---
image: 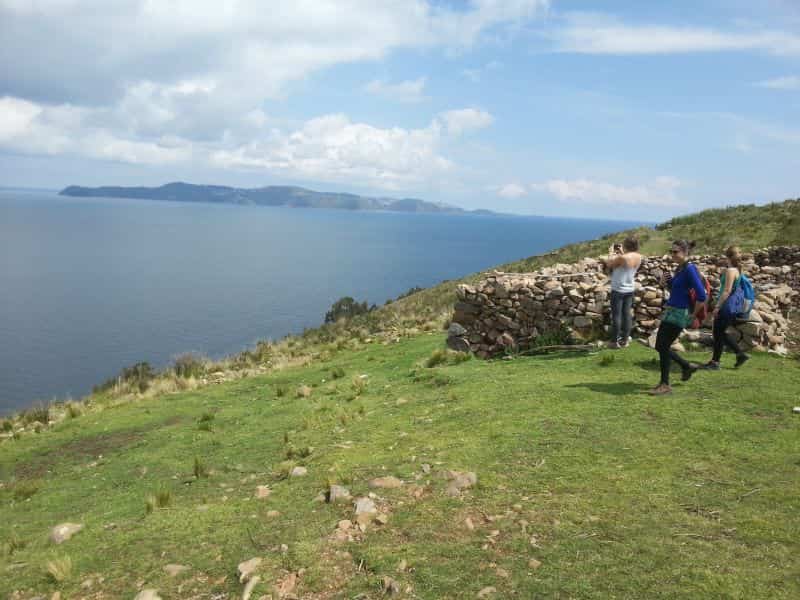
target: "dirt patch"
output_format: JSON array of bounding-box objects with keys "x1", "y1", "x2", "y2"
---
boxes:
[{"x1": 13, "y1": 427, "x2": 147, "y2": 480}]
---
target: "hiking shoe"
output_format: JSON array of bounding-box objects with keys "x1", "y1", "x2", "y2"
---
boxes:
[
  {"x1": 619, "y1": 339, "x2": 630, "y2": 348},
  {"x1": 702, "y1": 361, "x2": 720, "y2": 371},
  {"x1": 735, "y1": 354, "x2": 750, "y2": 369},
  {"x1": 607, "y1": 342, "x2": 621, "y2": 350},
  {"x1": 681, "y1": 364, "x2": 699, "y2": 382}
]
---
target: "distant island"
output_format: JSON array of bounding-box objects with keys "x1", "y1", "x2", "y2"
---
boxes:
[{"x1": 59, "y1": 182, "x2": 499, "y2": 216}]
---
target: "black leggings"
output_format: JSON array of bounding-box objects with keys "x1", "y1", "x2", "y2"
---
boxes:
[
  {"x1": 655, "y1": 321, "x2": 691, "y2": 385},
  {"x1": 712, "y1": 309, "x2": 743, "y2": 362}
]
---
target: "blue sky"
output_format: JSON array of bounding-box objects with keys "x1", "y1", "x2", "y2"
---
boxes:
[{"x1": 1, "y1": 0, "x2": 798, "y2": 220}]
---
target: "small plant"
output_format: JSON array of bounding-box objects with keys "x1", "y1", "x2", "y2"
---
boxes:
[
  {"x1": 599, "y1": 353, "x2": 616, "y2": 367},
  {"x1": 425, "y1": 349, "x2": 448, "y2": 368},
  {"x1": 146, "y1": 487, "x2": 172, "y2": 514},
  {"x1": 425, "y1": 349, "x2": 472, "y2": 368},
  {"x1": 1, "y1": 419, "x2": 13, "y2": 432},
  {"x1": 22, "y1": 403, "x2": 49, "y2": 425},
  {"x1": 173, "y1": 353, "x2": 205, "y2": 378},
  {"x1": 12, "y1": 480, "x2": 41, "y2": 501},
  {"x1": 66, "y1": 402, "x2": 82, "y2": 419},
  {"x1": 94, "y1": 361, "x2": 154, "y2": 394},
  {"x1": 351, "y1": 375, "x2": 368, "y2": 396},
  {"x1": 275, "y1": 385, "x2": 288, "y2": 398},
  {"x1": 46, "y1": 555, "x2": 73, "y2": 582},
  {"x1": 198, "y1": 420, "x2": 213, "y2": 432},
  {"x1": 194, "y1": 456, "x2": 209, "y2": 479},
  {"x1": 4, "y1": 533, "x2": 26, "y2": 556},
  {"x1": 331, "y1": 366, "x2": 346, "y2": 379},
  {"x1": 199, "y1": 411, "x2": 215, "y2": 423}
]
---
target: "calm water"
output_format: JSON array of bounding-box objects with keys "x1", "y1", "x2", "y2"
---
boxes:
[{"x1": 0, "y1": 190, "x2": 641, "y2": 414}]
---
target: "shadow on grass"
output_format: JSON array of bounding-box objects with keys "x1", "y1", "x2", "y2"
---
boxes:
[
  {"x1": 564, "y1": 382, "x2": 652, "y2": 396},
  {"x1": 634, "y1": 359, "x2": 660, "y2": 372}
]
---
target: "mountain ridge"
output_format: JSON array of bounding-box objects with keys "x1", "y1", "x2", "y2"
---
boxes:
[{"x1": 59, "y1": 181, "x2": 499, "y2": 215}]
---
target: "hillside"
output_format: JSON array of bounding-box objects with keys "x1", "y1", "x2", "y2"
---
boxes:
[
  {"x1": 2, "y1": 336, "x2": 798, "y2": 598},
  {"x1": 2, "y1": 198, "x2": 799, "y2": 598},
  {"x1": 59, "y1": 183, "x2": 496, "y2": 216}
]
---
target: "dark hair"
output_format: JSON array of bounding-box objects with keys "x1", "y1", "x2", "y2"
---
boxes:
[
  {"x1": 622, "y1": 236, "x2": 639, "y2": 252},
  {"x1": 725, "y1": 245, "x2": 742, "y2": 268},
  {"x1": 672, "y1": 239, "x2": 696, "y2": 254}
]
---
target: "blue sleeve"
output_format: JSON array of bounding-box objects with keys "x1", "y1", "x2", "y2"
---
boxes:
[{"x1": 688, "y1": 264, "x2": 707, "y2": 302}]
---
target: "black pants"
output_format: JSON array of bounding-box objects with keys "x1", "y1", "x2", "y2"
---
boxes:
[
  {"x1": 655, "y1": 321, "x2": 691, "y2": 385},
  {"x1": 712, "y1": 308, "x2": 743, "y2": 362},
  {"x1": 610, "y1": 291, "x2": 633, "y2": 344}
]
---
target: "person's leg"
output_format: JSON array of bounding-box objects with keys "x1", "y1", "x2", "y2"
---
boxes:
[
  {"x1": 655, "y1": 322, "x2": 682, "y2": 385},
  {"x1": 717, "y1": 310, "x2": 749, "y2": 367},
  {"x1": 711, "y1": 312, "x2": 726, "y2": 362},
  {"x1": 621, "y1": 293, "x2": 633, "y2": 345},
  {"x1": 609, "y1": 291, "x2": 622, "y2": 345}
]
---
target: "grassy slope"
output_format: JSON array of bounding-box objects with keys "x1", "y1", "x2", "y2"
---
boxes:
[{"x1": 2, "y1": 336, "x2": 799, "y2": 598}]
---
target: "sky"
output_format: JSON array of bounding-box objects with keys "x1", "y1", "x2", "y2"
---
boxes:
[{"x1": 1, "y1": 0, "x2": 799, "y2": 220}]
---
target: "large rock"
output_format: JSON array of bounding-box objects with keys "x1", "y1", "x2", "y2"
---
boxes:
[
  {"x1": 50, "y1": 523, "x2": 83, "y2": 544},
  {"x1": 369, "y1": 476, "x2": 403, "y2": 489}
]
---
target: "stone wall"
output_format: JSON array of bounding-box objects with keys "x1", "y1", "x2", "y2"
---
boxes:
[{"x1": 449, "y1": 246, "x2": 800, "y2": 358}]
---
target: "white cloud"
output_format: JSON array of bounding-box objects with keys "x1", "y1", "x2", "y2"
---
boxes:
[
  {"x1": 497, "y1": 183, "x2": 528, "y2": 198},
  {"x1": 551, "y1": 14, "x2": 800, "y2": 56},
  {"x1": 0, "y1": 0, "x2": 540, "y2": 184},
  {"x1": 438, "y1": 108, "x2": 494, "y2": 136},
  {"x1": 0, "y1": 94, "x2": 495, "y2": 189},
  {"x1": 461, "y1": 60, "x2": 503, "y2": 83},
  {"x1": 364, "y1": 78, "x2": 427, "y2": 103},
  {"x1": 531, "y1": 177, "x2": 686, "y2": 207},
  {"x1": 755, "y1": 75, "x2": 800, "y2": 90}
]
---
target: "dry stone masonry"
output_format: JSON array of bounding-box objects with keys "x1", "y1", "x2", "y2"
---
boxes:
[{"x1": 449, "y1": 246, "x2": 800, "y2": 358}]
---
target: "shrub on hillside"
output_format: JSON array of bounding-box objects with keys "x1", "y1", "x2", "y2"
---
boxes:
[
  {"x1": 324, "y1": 296, "x2": 375, "y2": 323},
  {"x1": 173, "y1": 353, "x2": 205, "y2": 378},
  {"x1": 94, "y1": 361, "x2": 155, "y2": 394}
]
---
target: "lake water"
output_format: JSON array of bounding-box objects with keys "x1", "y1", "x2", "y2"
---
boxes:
[{"x1": 0, "y1": 189, "x2": 641, "y2": 415}]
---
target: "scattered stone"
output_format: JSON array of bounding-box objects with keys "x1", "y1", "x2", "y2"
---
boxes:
[
  {"x1": 238, "y1": 557, "x2": 263, "y2": 583},
  {"x1": 528, "y1": 558, "x2": 542, "y2": 570},
  {"x1": 421, "y1": 463, "x2": 431, "y2": 474},
  {"x1": 267, "y1": 510, "x2": 281, "y2": 518},
  {"x1": 368, "y1": 476, "x2": 403, "y2": 489},
  {"x1": 290, "y1": 466, "x2": 308, "y2": 477},
  {"x1": 134, "y1": 591, "x2": 161, "y2": 600},
  {"x1": 374, "y1": 513, "x2": 390, "y2": 525},
  {"x1": 296, "y1": 385, "x2": 312, "y2": 398},
  {"x1": 793, "y1": 407, "x2": 800, "y2": 415},
  {"x1": 242, "y1": 575, "x2": 261, "y2": 600},
  {"x1": 255, "y1": 486, "x2": 271, "y2": 499},
  {"x1": 354, "y1": 497, "x2": 377, "y2": 516},
  {"x1": 395, "y1": 398, "x2": 408, "y2": 406},
  {"x1": 338, "y1": 519, "x2": 352, "y2": 531},
  {"x1": 477, "y1": 586, "x2": 497, "y2": 598},
  {"x1": 276, "y1": 572, "x2": 298, "y2": 598},
  {"x1": 465, "y1": 517, "x2": 475, "y2": 531},
  {"x1": 49, "y1": 522, "x2": 83, "y2": 544},
  {"x1": 328, "y1": 485, "x2": 351, "y2": 503},
  {"x1": 397, "y1": 559, "x2": 408, "y2": 573},
  {"x1": 496, "y1": 568, "x2": 510, "y2": 578},
  {"x1": 382, "y1": 576, "x2": 401, "y2": 596},
  {"x1": 164, "y1": 564, "x2": 190, "y2": 577},
  {"x1": 444, "y1": 470, "x2": 477, "y2": 496}
]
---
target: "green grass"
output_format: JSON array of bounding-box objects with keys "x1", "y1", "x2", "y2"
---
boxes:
[{"x1": 2, "y1": 333, "x2": 798, "y2": 598}]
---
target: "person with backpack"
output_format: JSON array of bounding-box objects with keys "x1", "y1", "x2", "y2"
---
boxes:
[
  {"x1": 650, "y1": 240, "x2": 707, "y2": 396},
  {"x1": 703, "y1": 246, "x2": 751, "y2": 370},
  {"x1": 606, "y1": 236, "x2": 642, "y2": 349}
]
